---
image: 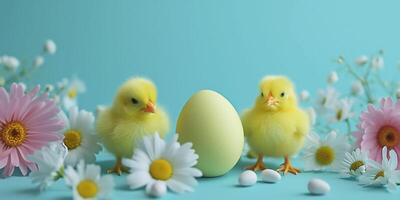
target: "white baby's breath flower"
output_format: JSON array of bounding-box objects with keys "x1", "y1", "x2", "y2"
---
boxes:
[
  {"x1": 302, "y1": 131, "x2": 351, "y2": 172},
  {"x1": 62, "y1": 107, "x2": 102, "y2": 166},
  {"x1": 300, "y1": 90, "x2": 310, "y2": 102},
  {"x1": 327, "y1": 71, "x2": 339, "y2": 84},
  {"x1": 44, "y1": 39, "x2": 57, "y2": 54},
  {"x1": 339, "y1": 148, "x2": 368, "y2": 178},
  {"x1": 371, "y1": 55, "x2": 384, "y2": 70},
  {"x1": 123, "y1": 133, "x2": 202, "y2": 195},
  {"x1": 65, "y1": 160, "x2": 115, "y2": 200},
  {"x1": 45, "y1": 84, "x2": 54, "y2": 92},
  {"x1": 1, "y1": 55, "x2": 20, "y2": 71},
  {"x1": 351, "y1": 81, "x2": 364, "y2": 96},
  {"x1": 315, "y1": 87, "x2": 339, "y2": 114},
  {"x1": 355, "y1": 55, "x2": 368, "y2": 66},
  {"x1": 336, "y1": 56, "x2": 344, "y2": 64},
  {"x1": 359, "y1": 147, "x2": 400, "y2": 192},
  {"x1": 331, "y1": 98, "x2": 354, "y2": 123},
  {"x1": 29, "y1": 142, "x2": 68, "y2": 190},
  {"x1": 33, "y1": 56, "x2": 44, "y2": 68}
]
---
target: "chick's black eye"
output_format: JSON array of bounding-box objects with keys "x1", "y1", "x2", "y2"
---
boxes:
[
  {"x1": 131, "y1": 98, "x2": 138, "y2": 104},
  {"x1": 280, "y1": 92, "x2": 285, "y2": 97},
  {"x1": 261, "y1": 92, "x2": 264, "y2": 97}
]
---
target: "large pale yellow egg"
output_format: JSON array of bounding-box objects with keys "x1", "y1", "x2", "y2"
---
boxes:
[{"x1": 176, "y1": 90, "x2": 244, "y2": 177}]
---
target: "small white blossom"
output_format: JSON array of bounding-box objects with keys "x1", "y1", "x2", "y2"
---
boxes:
[
  {"x1": 300, "y1": 90, "x2": 310, "y2": 102},
  {"x1": 327, "y1": 71, "x2": 339, "y2": 84},
  {"x1": 45, "y1": 84, "x2": 54, "y2": 92},
  {"x1": 43, "y1": 40, "x2": 57, "y2": 54},
  {"x1": 355, "y1": 55, "x2": 368, "y2": 66},
  {"x1": 351, "y1": 81, "x2": 364, "y2": 96},
  {"x1": 33, "y1": 56, "x2": 44, "y2": 68},
  {"x1": 1, "y1": 55, "x2": 20, "y2": 71},
  {"x1": 371, "y1": 55, "x2": 384, "y2": 70}
]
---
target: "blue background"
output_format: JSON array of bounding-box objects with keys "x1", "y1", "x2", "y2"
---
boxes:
[{"x1": 1, "y1": 0, "x2": 400, "y2": 199}]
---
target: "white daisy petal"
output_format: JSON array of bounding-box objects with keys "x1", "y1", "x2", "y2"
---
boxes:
[{"x1": 126, "y1": 171, "x2": 152, "y2": 189}]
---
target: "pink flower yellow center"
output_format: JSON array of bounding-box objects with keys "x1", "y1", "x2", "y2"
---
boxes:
[
  {"x1": 377, "y1": 126, "x2": 400, "y2": 148},
  {"x1": 77, "y1": 179, "x2": 98, "y2": 198},
  {"x1": 315, "y1": 146, "x2": 335, "y2": 166},
  {"x1": 1, "y1": 122, "x2": 26, "y2": 147},
  {"x1": 149, "y1": 159, "x2": 173, "y2": 180},
  {"x1": 63, "y1": 129, "x2": 81, "y2": 150}
]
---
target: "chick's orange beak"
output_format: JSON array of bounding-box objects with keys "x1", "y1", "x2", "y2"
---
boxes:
[
  {"x1": 144, "y1": 101, "x2": 155, "y2": 113},
  {"x1": 265, "y1": 92, "x2": 276, "y2": 106}
]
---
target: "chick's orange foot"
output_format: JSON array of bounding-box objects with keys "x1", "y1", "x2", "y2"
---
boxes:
[
  {"x1": 277, "y1": 156, "x2": 300, "y2": 175},
  {"x1": 107, "y1": 158, "x2": 129, "y2": 175},
  {"x1": 246, "y1": 154, "x2": 266, "y2": 171}
]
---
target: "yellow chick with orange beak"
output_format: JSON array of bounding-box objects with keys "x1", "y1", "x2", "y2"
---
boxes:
[
  {"x1": 241, "y1": 75, "x2": 310, "y2": 175},
  {"x1": 96, "y1": 77, "x2": 169, "y2": 174}
]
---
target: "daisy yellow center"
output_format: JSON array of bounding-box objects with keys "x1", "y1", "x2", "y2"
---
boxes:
[
  {"x1": 374, "y1": 170, "x2": 385, "y2": 180},
  {"x1": 377, "y1": 126, "x2": 400, "y2": 148},
  {"x1": 68, "y1": 87, "x2": 78, "y2": 99},
  {"x1": 149, "y1": 159, "x2": 173, "y2": 180},
  {"x1": 336, "y1": 109, "x2": 343, "y2": 120},
  {"x1": 1, "y1": 122, "x2": 26, "y2": 147},
  {"x1": 63, "y1": 129, "x2": 81, "y2": 150},
  {"x1": 350, "y1": 160, "x2": 364, "y2": 171},
  {"x1": 77, "y1": 179, "x2": 98, "y2": 198},
  {"x1": 315, "y1": 146, "x2": 335, "y2": 166}
]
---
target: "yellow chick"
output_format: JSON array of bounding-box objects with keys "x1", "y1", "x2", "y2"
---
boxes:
[
  {"x1": 241, "y1": 75, "x2": 310, "y2": 175},
  {"x1": 96, "y1": 77, "x2": 169, "y2": 174}
]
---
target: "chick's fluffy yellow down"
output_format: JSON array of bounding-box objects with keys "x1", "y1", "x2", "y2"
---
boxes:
[
  {"x1": 96, "y1": 107, "x2": 169, "y2": 158},
  {"x1": 242, "y1": 107, "x2": 309, "y2": 157}
]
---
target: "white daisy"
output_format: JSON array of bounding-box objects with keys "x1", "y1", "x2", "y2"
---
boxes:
[
  {"x1": 123, "y1": 133, "x2": 202, "y2": 196},
  {"x1": 305, "y1": 107, "x2": 317, "y2": 126},
  {"x1": 62, "y1": 77, "x2": 86, "y2": 110},
  {"x1": 330, "y1": 98, "x2": 354, "y2": 123},
  {"x1": 315, "y1": 87, "x2": 339, "y2": 114},
  {"x1": 359, "y1": 147, "x2": 400, "y2": 192},
  {"x1": 62, "y1": 107, "x2": 102, "y2": 166},
  {"x1": 1, "y1": 55, "x2": 20, "y2": 71},
  {"x1": 355, "y1": 55, "x2": 368, "y2": 66},
  {"x1": 44, "y1": 39, "x2": 57, "y2": 54},
  {"x1": 302, "y1": 131, "x2": 351, "y2": 172},
  {"x1": 339, "y1": 148, "x2": 368, "y2": 178},
  {"x1": 29, "y1": 142, "x2": 68, "y2": 190},
  {"x1": 327, "y1": 71, "x2": 339, "y2": 84},
  {"x1": 65, "y1": 160, "x2": 114, "y2": 200}
]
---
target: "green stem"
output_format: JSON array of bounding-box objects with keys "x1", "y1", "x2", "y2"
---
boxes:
[{"x1": 53, "y1": 166, "x2": 64, "y2": 181}]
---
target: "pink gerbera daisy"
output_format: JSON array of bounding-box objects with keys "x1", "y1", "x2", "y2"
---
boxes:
[
  {"x1": 354, "y1": 98, "x2": 400, "y2": 169},
  {"x1": 0, "y1": 83, "x2": 64, "y2": 177}
]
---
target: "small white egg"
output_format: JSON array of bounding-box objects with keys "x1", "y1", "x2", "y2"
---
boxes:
[
  {"x1": 261, "y1": 169, "x2": 281, "y2": 183},
  {"x1": 238, "y1": 170, "x2": 257, "y2": 186},
  {"x1": 308, "y1": 178, "x2": 330, "y2": 195},
  {"x1": 146, "y1": 181, "x2": 167, "y2": 198}
]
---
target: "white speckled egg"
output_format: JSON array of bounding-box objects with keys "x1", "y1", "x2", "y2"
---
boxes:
[
  {"x1": 176, "y1": 90, "x2": 244, "y2": 177},
  {"x1": 308, "y1": 178, "x2": 330, "y2": 195},
  {"x1": 261, "y1": 169, "x2": 281, "y2": 183},
  {"x1": 238, "y1": 170, "x2": 257, "y2": 186}
]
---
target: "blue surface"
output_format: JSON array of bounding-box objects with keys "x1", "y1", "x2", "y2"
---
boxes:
[{"x1": 1, "y1": 0, "x2": 400, "y2": 199}]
